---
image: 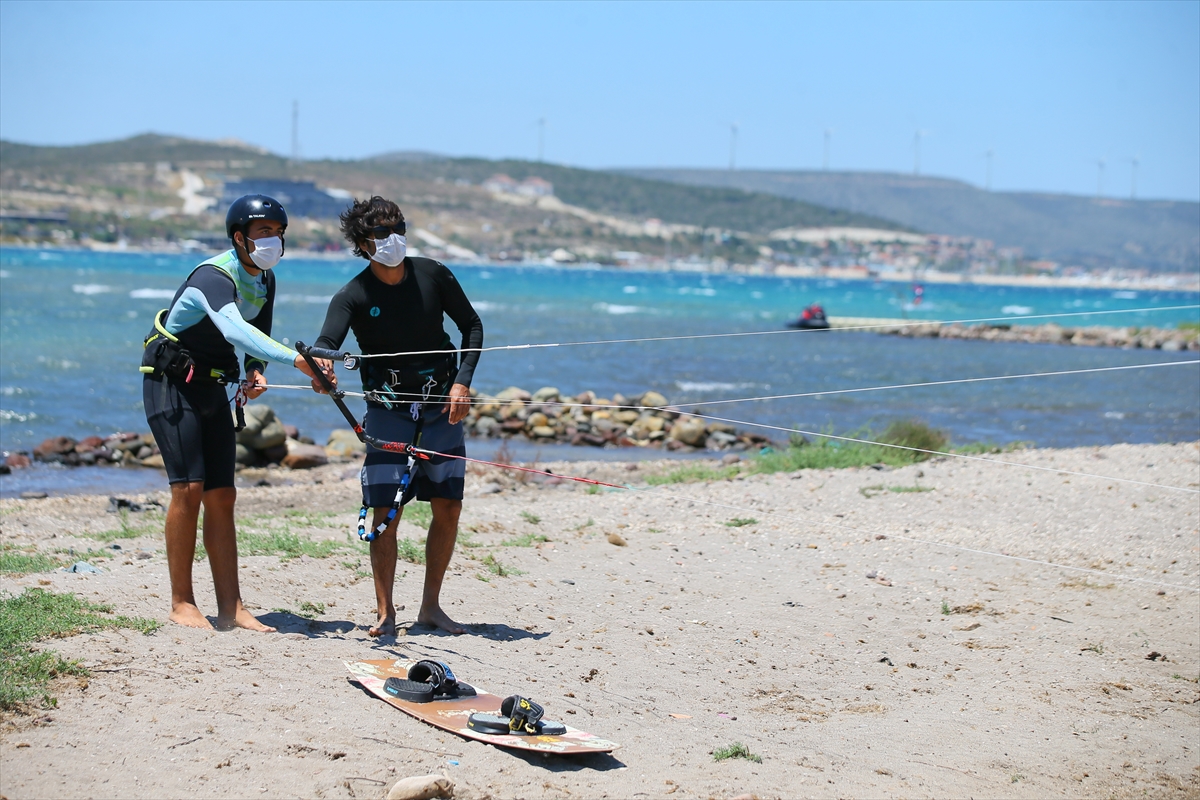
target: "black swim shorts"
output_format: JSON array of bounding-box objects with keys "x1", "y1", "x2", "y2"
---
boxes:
[
  {"x1": 360, "y1": 403, "x2": 465, "y2": 507},
  {"x1": 142, "y1": 374, "x2": 235, "y2": 490}
]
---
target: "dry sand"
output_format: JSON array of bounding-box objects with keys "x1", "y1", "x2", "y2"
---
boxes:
[{"x1": 1, "y1": 442, "x2": 1197, "y2": 799}]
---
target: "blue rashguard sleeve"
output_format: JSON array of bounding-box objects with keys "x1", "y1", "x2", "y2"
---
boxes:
[{"x1": 167, "y1": 286, "x2": 298, "y2": 368}]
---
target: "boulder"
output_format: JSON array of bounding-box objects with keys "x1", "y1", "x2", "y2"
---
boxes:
[
  {"x1": 474, "y1": 416, "x2": 500, "y2": 437},
  {"x1": 75, "y1": 436, "x2": 106, "y2": 453},
  {"x1": 611, "y1": 392, "x2": 628, "y2": 407},
  {"x1": 500, "y1": 399, "x2": 526, "y2": 420},
  {"x1": 706, "y1": 421, "x2": 737, "y2": 434},
  {"x1": 282, "y1": 442, "x2": 328, "y2": 469},
  {"x1": 234, "y1": 444, "x2": 258, "y2": 466},
  {"x1": 5, "y1": 453, "x2": 32, "y2": 469},
  {"x1": 706, "y1": 431, "x2": 738, "y2": 449},
  {"x1": 34, "y1": 436, "x2": 76, "y2": 460},
  {"x1": 140, "y1": 454, "x2": 166, "y2": 469},
  {"x1": 326, "y1": 429, "x2": 367, "y2": 457},
  {"x1": 385, "y1": 775, "x2": 454, "y2": 800},
  {"x1": 640, "y1": 391, "x2": 668, "y2": 408},
  {"x1": 531, "y1": 386, "x2": 560, "y2": 403},
  {"x1": 530, "y1": 425, "x2": 557, "y2": 439},
  {"x1": 283, "y1": 424, "x2": 300, "y2": 440},
  {"x1": 261, "y1": 443, "x2": 289, "y2": 463},
  {"x1": 670, "y1": 418, "x2": 708, "y2": 447},
  {"x1": 495, "y1": 386, "x2": 532, "y2": 403},
  {"x1": 526, "y1": 412, "x2": 550, "y2": 429},
  {"x1": 237, "y1": 405, "x2": 287, "y2": 449},
  {"x1": 614, "y1": 410, "x2": 640, "y2": 425}
]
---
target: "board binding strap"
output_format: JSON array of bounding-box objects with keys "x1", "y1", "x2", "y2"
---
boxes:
[{"x1": 345, "y1": 659, "x2": 619, "y2": 754}]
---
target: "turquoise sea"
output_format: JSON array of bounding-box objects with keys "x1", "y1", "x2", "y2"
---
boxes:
[{"x1": 1, "y1": 247, "x2": 1197, "y2": 494}]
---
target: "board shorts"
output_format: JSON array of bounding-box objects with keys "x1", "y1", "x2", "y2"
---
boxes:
[
  {"x1": 142, "y1": 373, "x2": 235, "y2": 491},
  {"x1": 361, "y1": 403, "x2": 466, "y2": 508}
]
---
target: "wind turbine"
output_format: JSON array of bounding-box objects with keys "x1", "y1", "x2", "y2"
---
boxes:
[
  {"x1": 823, "y1": 128, "x2": 834, "y2": 171},
  {"x1": 913, "y1": 129, "x2": 930, "y2": 175},
  {"x1": 1127, "y1": 155, "x2": 1140, "y2": 199},
  {"x1": 729, "y1": 122, "x2": 739, "y2": 171}
]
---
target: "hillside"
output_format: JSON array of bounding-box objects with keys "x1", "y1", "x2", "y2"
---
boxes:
[
  {"x1": 0, "y1": 135, "x2": 900, "y2": 235},
  {"x1": 619, "y1": 168, "x2": 1200, "y2": 273}
]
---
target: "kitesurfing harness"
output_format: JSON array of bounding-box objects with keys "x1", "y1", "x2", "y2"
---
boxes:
[{"x1": 142, "y1": 309, "x2": 249, "y2": 430}]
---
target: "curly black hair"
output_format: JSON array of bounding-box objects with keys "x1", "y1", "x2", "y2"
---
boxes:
[{"x1": 339, "y1": 196, "x2": 406, "y2": 259}]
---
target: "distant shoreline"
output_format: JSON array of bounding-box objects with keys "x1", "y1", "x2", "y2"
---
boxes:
[{"x1": 2, "y1": 242, "x2": 1196, "y2": 293}]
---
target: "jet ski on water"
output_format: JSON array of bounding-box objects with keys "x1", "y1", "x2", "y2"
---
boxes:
[{"x1": 787, "y1": 303, "x2": 830, "y2": 330}]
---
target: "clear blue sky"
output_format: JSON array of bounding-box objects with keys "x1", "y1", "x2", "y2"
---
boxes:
[{"x1": 2, "y1": 0, "x2": 1197, "y2": 201}]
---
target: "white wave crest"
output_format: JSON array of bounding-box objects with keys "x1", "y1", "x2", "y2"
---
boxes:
[
  {"x1": 72, "y1": 284, "x2": 113, "y2": 295},
  {"x1": 0, "y1": 270, "x2": 11, "y2": 279},
  {"x1": 129, "y1": 288, "x2": 176, "y2": 299},
  {"x1": 675, "y1": 381, "x2": 756, "y2": 392},
  {"x1": 1112, "y1": 291, "x2": 1138, "y2": 299},
  {"x1": 0, "y1": 409, "x2": 37, "y2": 422},
  {"x1": 1001, "y1": 305, "x2": 1034, "y2": 315},
  {"x1": 623, "y1": 286, "x2": 638, "y2": 294},
  {"x1": 471, "y1": 301, "x2": 503, "y2": 312},
  {"x1": 677, "y1": 287, "x2": 717, "y2": 296},
  {"x1": 593, "y1": 302, "x2": 642, "y2": 315}
]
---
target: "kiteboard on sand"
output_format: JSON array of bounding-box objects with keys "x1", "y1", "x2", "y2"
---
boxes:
[{"x1": 345, "y1": 659, "x2": 619, "y2": 754}]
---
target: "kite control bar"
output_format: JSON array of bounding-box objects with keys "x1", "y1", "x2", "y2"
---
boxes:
[{"x1": 295, "y1": 341, "x2": 427, "y2": 459}]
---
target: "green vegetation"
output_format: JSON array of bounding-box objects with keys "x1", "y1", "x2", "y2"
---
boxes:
[
  {"x1": 0, "y1": 589, "x2": 157, "y2": 709},
  {"x1": 646, "y1": 463, "x2": 739, "y2": 485},
  {"x1": 859, "y1": 484, "x2": 934, "y2": 498},
  {"x1": 1178, "y1": 320, "x2": 1200, "y2": 334},
  {"x1": 397, "y1": 538, "x2": 426, "y2": 565},
  {"x1": 0, "y1": 546, "x2": 62, "y2": 575},
  {"x1": 725, "y1": 518, "x2": 758, "y2": 528},
  {"x1": 519, "y1": 511, "x2": 542, "y2": 525},
  {"x1": 89, "y1": 508, "x2": 163, "y2": 542},
  {"x1": 298, "y1": 601, "x2": 325, "y2": 618},
  {"x1": 501, "y1": 532, "x2": 550, "y2": 547},
  {"x1": 712, "y1": 742, "x2": 762, "y2": 763},
  {"x1": 195, "y1": 528, "x2": 349, "y2": 562},
  {"x1": 479, "y1": 553, "x2": 521, "y2": 578},
  {"x1": 941, "y1": 600, "x2": 951, "y2": 616},
  {"x1": 401, "y1": 501, "x2": 433, "y2": 531}
]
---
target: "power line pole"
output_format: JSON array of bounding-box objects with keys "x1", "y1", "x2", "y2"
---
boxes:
[
  {"x1": 729, "y1": 122, "x2": 739, "y2": 171},
  {"x1": 913, "y1": 130, "x2": 928, "y2": 175},
  {"x1": 1096, "y1": 157, "x2": 1106, "y2": 197},
  {"x1": 823, "y1": 128, "x2": 832, "y2": 171},
  {"x1": 1129, "y1": 155, "x2": 1139, "y2": 199}
]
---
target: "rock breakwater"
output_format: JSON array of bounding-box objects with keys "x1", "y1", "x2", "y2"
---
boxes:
[
  {"x1": 462, "y1": 386, "x2": 771, "y2": 452},
  {"x1": 878, "y1": 322, "x2": 1199, "y2": 350}
]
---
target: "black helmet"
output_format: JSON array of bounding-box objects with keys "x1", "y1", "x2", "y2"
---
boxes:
[{"x1": 225, "y1": 195, "x2": 288, "y2": 239}]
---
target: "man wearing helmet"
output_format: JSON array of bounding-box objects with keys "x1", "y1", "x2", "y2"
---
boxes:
[{"x1": 141, "y1": 195, "x2": 328, "y2": 631}]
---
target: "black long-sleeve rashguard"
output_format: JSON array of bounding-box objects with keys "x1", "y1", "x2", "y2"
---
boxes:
[{"x1": 314, "y1": 257, "x2": 483, "y2": 391}]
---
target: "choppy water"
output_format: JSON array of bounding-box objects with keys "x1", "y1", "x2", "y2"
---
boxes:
[{"x1": 1, "y1": 247, "x2": 1197, "y2": 494}]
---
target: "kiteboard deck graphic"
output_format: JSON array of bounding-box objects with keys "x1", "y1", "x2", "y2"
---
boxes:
[{"x1": 345, "y1": 659, "x2": 619, "y2": 754}]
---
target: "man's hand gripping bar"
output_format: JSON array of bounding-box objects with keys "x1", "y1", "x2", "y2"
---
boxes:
[{"x1": 295, "y1": 342, "x2": 427, "y2": 460}]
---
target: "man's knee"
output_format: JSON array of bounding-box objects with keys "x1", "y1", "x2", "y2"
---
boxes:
[
  {"x1": 202, "y1": 486, "x2": 237, "y2": 513},
  {"x1": 430, "y1": 498, "x2": 462, "y2": 524},
  {"x1": 171, "y1": 481, "x2": 205, "y2": 511}
]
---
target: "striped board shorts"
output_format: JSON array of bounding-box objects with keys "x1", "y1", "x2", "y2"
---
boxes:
[{"x1": 361, "y1": 403, "x2": 466, "y2": 508}]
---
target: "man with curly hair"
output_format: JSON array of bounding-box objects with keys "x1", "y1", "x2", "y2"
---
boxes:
[{"x1": 315, "y1": 196, "x2": 483, "y2": 635}]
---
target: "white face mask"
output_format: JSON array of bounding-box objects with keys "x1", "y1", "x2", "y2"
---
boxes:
[
  {"x1": 371, "y1": 234, "x2": 406, "y2": 268},
  {"x1": 246, "y1": 235, "x2": 283, "y2": 270}
]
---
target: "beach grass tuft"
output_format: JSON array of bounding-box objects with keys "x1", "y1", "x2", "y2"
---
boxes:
[
  {"x1": 647, "y1": 463, "x2": 740, "y2": 485},
  {"x1": 480, "y1": 552, "x2": 522, "y2": 577},
  {"x1": 401, "y1": 501, "x2": 433, "y2": 531},
  {"x1": 397, "y1": 538, "x2": 426, "y2": 565},
  {"x1": 0, "y1": 588, "x2": 158, "y2": 710},
  {"x1": 501, "y1": 532, "x2": 550, "y2": 547},
  {"x1": 298, "y1": 601, "x2": 325, "y2": 618},
  {"x1": 195, "y1": 528, "x2": 349, "y2": 562},
  {"x1": 0, "y1": 545, "x2": 62, "y2": 575},
  {"x1": 712, "y1": 742, "x2": 762, "y2": 763},
  {"x1": 519, "y1": 511, "x2": 542, "y2": 525},
  {"x1": 725, "y1": 518, "x2": 758, "y2": 527}
]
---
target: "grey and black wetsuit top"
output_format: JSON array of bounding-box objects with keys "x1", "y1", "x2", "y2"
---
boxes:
[
  {"x1": 314, "y1": 257, "x2": 483, "y2": 399},
  {"x1": 159, "y1": 249, "x2": 298, "y2": 380}
]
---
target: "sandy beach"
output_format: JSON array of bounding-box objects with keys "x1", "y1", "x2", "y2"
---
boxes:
[{"x1": 1, "y1": 442, "x2": 1197, "y2": 799}]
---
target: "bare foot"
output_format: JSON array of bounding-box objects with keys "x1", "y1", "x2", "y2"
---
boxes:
[
  {"x1": 369, "y1": 615, "x2": 397, "y2": 637},
  {"x1": 169, "y1": 602, "x2": 214, "y2": 630},
  {"x1": 416, "y1": 605, "x2": 465, "y2": 635},
  {"x1": 215, "y1": 605, "x2": 276, "y2": 633}
]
